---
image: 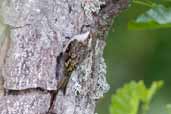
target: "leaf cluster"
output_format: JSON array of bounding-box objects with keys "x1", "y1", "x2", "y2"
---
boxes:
[
  {"x1": 128, "y1": 0, "x2": 171, "y2": 30},
  {"x1": 109, "y1": 81, "x2": 163, "y2": 114}
]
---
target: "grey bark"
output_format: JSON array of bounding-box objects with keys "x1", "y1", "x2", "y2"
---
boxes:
[{"x1": 0, "y1": 0, "x2": 128, "y2": 114}]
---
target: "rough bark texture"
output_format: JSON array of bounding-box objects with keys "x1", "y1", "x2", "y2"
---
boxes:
[{"x1": 0, "y1": 0, "x2": 128, "y2": 114}]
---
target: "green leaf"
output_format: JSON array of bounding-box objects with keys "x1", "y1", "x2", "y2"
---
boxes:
[
  {"x1": 109, "y1": 81, "x2": 163, "y2": 114},
  {"x1": 166, "y1": 104, "x2": 171, "y2": 114},
  {"x1": 128, "y1": 5, "x2": 171, "y2": 30},
  {"x1": 141, "y1": 81, "x2": 163, "y2": 114}
]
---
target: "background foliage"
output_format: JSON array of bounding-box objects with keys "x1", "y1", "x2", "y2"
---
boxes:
[
  {"x1": 97, "y1": 0, "x2": 171, "y2": 114},
  {"x1": 110, "y1": 81, "x2": 163, "y2": 114}
]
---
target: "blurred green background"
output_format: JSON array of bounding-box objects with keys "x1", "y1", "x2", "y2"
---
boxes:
[{"x1": 96, "y1": 3, "x2": 171, "y2": 114}]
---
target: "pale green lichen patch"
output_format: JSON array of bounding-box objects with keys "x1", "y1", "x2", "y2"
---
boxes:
[
  {"x1": 0, "y1": 0, "x2": 10, "y2": 48},
  {"x1": 0, "y1": 21, "x2": 6, "y2": 46},
  {"x1": 68, "y1": 39, "x2": 109, "y2": 99},
  {"x1": 0, "y1": 11, "x2": 8, "y2": 47},
  {"x1": 82, "y1": 0, "x2": 105, "y2": 19}
]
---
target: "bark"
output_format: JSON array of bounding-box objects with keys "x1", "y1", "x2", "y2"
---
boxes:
[{"x1": 0, "y1": 0, "x2": 128, "y2": 114}]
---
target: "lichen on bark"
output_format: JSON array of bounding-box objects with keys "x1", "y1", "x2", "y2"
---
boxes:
[{"x1": 0, "y1": 0, "x2": 128, "y2": 114}]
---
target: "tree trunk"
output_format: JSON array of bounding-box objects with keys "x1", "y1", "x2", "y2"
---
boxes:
[{"x1": 0, "y1": 0, "x2": 128, "y2": 114}]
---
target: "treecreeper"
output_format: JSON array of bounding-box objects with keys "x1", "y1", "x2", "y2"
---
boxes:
[{"x1": 0, "y1": 0, "x2": 128, "y2": 114}]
